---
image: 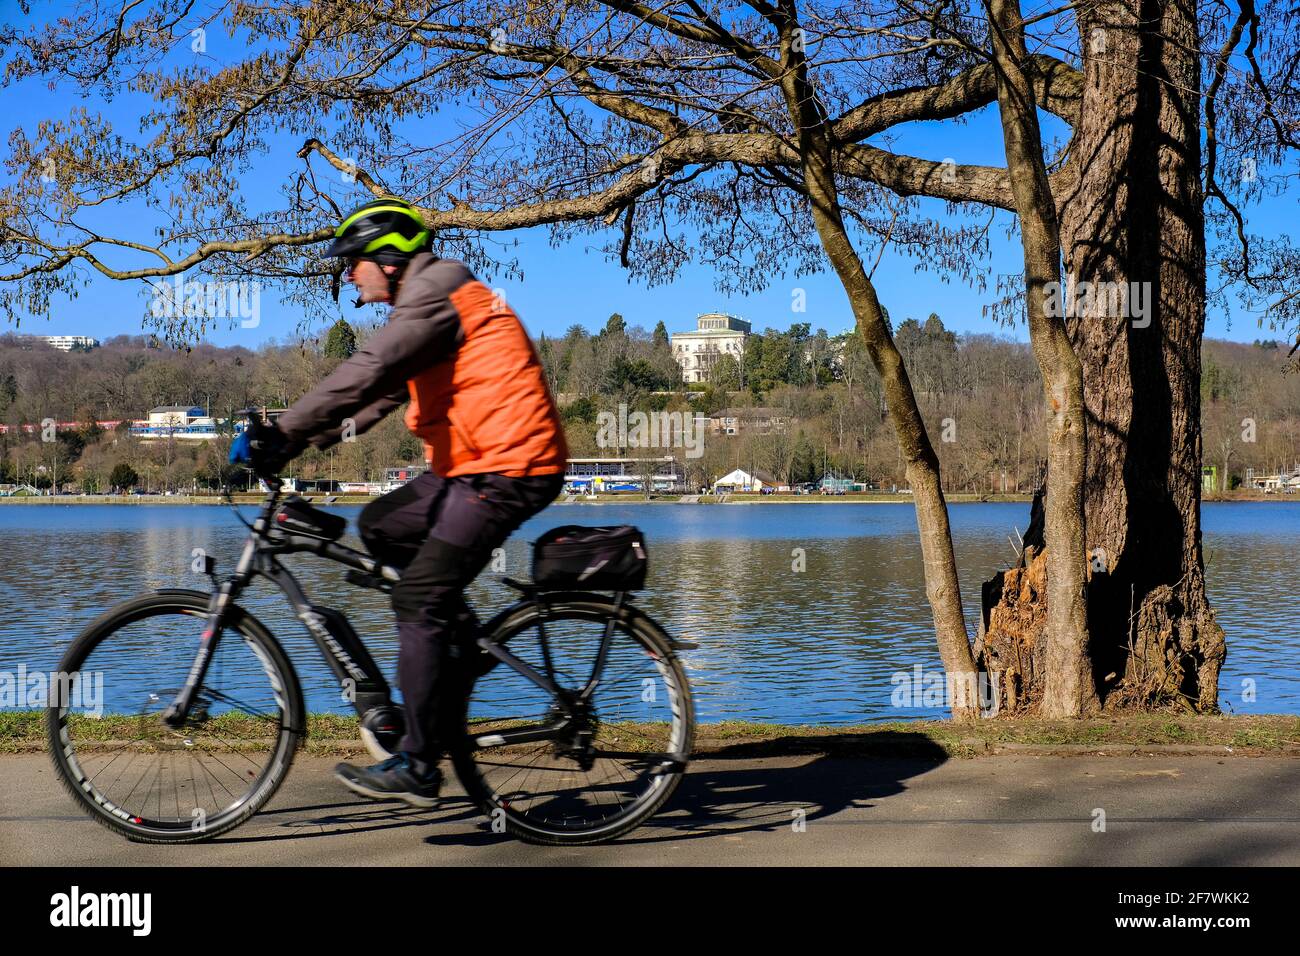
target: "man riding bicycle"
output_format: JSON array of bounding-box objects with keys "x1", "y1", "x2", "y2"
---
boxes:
[{"x1": 234, "y1": 197, "x2": 567, "y2": 807}]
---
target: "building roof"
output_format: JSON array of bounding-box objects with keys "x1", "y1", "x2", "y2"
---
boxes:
[
  {"x1": 150, "y1": 405, "x2": 203, "y2": 414},
  {"x1": 566, "y1": 456, "x2": 677, "y2": 463},
  {"x1": 714, "y1": 468, "x2": 780, "y2": 485},
  {"x1": 671, "y1": 311, "x2": 753, "y2": 337}
]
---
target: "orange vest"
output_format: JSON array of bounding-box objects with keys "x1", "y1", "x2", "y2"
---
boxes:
[{"x1": 404, "y1": 280, "x2": 568, "y2": 477}]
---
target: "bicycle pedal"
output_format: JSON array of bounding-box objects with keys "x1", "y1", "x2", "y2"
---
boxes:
[{"x1": 345, "y1": 569, "x2": 392, "y2": 593}]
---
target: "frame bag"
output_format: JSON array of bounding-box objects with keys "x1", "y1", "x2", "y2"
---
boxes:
[{"x1": 272, "y1": 496, "x2": 348, "y2": 541}]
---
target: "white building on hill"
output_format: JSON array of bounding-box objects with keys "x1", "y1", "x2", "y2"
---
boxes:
[
  {"x1": 670, "y1": 312, "x2": 751, "y2": 384},
  {"x1": 32, "y1": 335, "x2": 98, "y2": 351},
  {"x1": 131, "y1": 405, "x2": 221, "y2": 441}
]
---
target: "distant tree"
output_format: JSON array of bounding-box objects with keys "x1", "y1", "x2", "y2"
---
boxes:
[
  {"x1": 894, "y1": 318, "x2": 925, "y2": 366},
  {"x1": 695, "y1": 385, "x2": 729, "y2": 417},
  {"x1": 790, "y1": 433, "x2": 821, "y2": 485},
  {"x1": 1201, "y1": 357, "x2": 1241, "y2": 405},
  {"x1": 742, "y1": 335, "x2": 767, "y2": 395},
  {"x1": 561, "y1": 397, "x2": 598, "y2": 424},
  {"x1": 602, "y1": 314, "x2": 626, "y2": 338},
  {"x1": 537, "y1": 334, "x2": 560, "y2": 394},
  {"x1": 652, "y1": 321, "x2": 669, "y2": 350},
  {"x1": 75, "y1": 443, "x2": 109, "y2": 493},
  {"x1": 323, "y1": 319, "x2": 358, "y2": 360},
  {"x1": 893, "y1": 315, "x2": 956, "y2": 396},
  {"x1": 109, "y1": 462, "x2": 138, "y2": 491},
  {"x1": 744, "y1": 331, "x2": 803, "y2": 393},
  {"x1": 564, "y1": 335, "x2": 602, "y2": 397},
  {"x1": 709, "y1": 355, "x2": 741, "y2": 391},
  {"x1": 804, "y1": 329, "x2": 839, "y2": 387},
  {"x1": 397, "y1": 431, "x2": 423, "y2": 463},
  {"x1": 77, "y1": 420, "x2": 104, "y2": 444},
  {"x1": 605, "y1": 356, "x2": 668, "y2": 393},
  {"x1": 57, "y1": 430, "x2": 86, "y2": 461}
]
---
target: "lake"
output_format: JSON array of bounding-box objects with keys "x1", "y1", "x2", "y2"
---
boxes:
[{"x1": 0, "y1": 501, "x2": 1296, "y2": 723}]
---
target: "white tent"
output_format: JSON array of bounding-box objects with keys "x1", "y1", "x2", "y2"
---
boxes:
[{"x1": 712, "y1": 468, "x2": 780, "y2": 492}]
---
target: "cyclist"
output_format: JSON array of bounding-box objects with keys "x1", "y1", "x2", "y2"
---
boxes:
[{"x1": 234, "y1": 197, "x2": 567, "y2": 807}]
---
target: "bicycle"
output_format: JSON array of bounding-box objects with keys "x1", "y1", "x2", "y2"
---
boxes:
[{"x1": 47, "y1": 471, "x2": 695, "y2": 846}]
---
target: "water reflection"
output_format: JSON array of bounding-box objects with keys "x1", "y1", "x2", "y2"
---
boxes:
[{"x1": 1, "y1": 502, "x2": 1296, "y2": 723}]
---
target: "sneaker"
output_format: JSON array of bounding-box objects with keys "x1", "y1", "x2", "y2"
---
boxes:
[{"x1": 334, "y1": 754, "x2": 442, "y2": 808}]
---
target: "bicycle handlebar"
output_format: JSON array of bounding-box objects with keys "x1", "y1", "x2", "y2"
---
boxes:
[
  {"x1": 220, "y1": 409, "x2": 284, "y2": 530},
  {"x1": 234, "y1": 409, "x2": 284, "y2": 489}
]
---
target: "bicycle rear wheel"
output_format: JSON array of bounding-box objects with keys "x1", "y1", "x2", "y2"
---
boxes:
[
  {"x1": 450, "y1": 596, "x2": 693, "y2": 845},
  {"x1": 47, "y1": 590, "x2": 304, "y2": 843}
]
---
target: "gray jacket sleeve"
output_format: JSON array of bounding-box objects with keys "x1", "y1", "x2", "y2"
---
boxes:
[
  {"x1": 304, "y1": 386, "x2": 409, "y2": 451},
  {"x1": 276, "y1": 257, "x2": 470, "y2": 448}
]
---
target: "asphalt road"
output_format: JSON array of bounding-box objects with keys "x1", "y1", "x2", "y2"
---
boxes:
[{"x1": 4, "y1": 752, "x2": 1299, "y2": 866}]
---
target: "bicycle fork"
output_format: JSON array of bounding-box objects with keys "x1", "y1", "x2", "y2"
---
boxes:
[{"x1": 161, "y1": 543, "x2": 254, "y2": 729}]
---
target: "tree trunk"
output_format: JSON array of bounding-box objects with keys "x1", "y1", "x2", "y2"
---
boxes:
[
  {"x1": 986, "y1": 0, "x2": 1099, "y2": 716},
  {"x1": 775, "y1": 4, "x2": 980, "y2": 715},
  {"x1": 981, "y1": 0, "x2": 1226, "y2": 713}
]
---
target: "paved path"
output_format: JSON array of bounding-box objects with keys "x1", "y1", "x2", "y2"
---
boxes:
[{"x1": 3, "y1": 753, "x2": 1299, "y2": 866}]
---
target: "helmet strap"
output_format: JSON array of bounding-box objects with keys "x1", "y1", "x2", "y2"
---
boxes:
[{"x1": 387, "y1": 263, "x2": 405, "y2": 304}]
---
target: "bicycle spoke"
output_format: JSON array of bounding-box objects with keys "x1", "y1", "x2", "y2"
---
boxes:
[
  {"x1": 460, "y1": 606, "x2": 691, "y2": 840},
  {"x1": 198, "y1": 687, "x2": 282, "y2": 723},
  {"x1": 55, "y1": 601, "x2": 296, "y2": 835}
]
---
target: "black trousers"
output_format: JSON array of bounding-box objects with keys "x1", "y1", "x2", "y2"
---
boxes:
[{"x1": 357, "y1": 470, "x2": 562, "y2": 769}]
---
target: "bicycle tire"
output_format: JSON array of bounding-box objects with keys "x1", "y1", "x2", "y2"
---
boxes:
[
  {"x1": 449, "y1": 595, "x2": 693, "y2": 846},
  {"x1": 47, "y1": 589, "x2": 304, "y2": 844}
]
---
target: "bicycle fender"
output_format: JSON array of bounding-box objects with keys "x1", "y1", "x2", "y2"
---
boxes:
[{"x1": 484, "y1": 591, "x2": 699, "y2": 652}]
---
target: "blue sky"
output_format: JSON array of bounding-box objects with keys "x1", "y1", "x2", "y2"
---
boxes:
[{"x1": 3, "y1": 3, "x2": 1293, "y2": 349}]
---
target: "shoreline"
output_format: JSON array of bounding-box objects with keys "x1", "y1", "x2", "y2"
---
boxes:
[
  {"x1": 2, "y1": 491, "x2": 1296, "y2": 506},
  {"x1": 4, "y1": 712, "x2": 1297, "y2": 757},
  {"x1": 0, "y1": 492, "x2": 1028, "y2": 506}
]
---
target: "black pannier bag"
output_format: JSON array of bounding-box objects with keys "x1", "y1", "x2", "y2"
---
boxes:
[
  {"x1": 272, "y1": 496, "x2": 348, "y2": 541},
  {"x1": 532, "y1": 525, "x2": 648, "y2": 591}
]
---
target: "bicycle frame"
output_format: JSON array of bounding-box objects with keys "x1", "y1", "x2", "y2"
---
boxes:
[{"x1": 160, "y1": 482, "x2": 646, "y2": 752}]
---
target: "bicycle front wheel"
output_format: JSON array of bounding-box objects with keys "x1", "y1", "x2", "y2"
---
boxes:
[
  {"x1": 47, "y1": 590, "x2": 304, "y2": 843},
  {"x1": 450, "y1": 596, "x2": 693, "y2": 846}
]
